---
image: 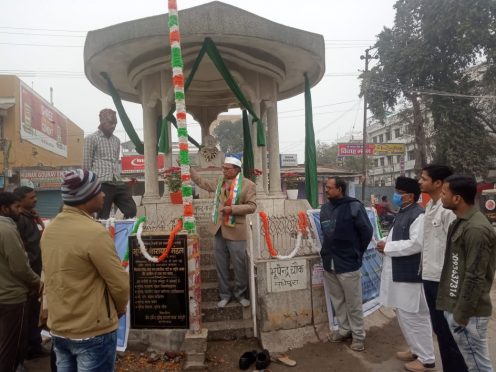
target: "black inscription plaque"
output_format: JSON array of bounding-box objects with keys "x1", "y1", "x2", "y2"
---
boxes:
[{"x1": 129, "y1": 233, "x2": 189, "y2": 329}]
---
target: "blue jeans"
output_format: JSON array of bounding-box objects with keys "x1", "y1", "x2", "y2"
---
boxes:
[
  {"x1": 53, "y1": 331, "x2": 117, "y2": 372},
  {"x1": 445, "y1": 312, "x2": 494, "y2": 372}
]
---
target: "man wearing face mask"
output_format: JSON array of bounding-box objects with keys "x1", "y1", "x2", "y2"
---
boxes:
[
  {"x1": 83, "y1": 108, "x2": 136, "y2": 219},
  {"x1": 376, "y1": 177, "x2": 435, "y2": 372}
]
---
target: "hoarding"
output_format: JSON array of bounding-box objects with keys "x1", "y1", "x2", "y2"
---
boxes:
[
  {"x1": 338, "y1": 143, "x2": 374, "y2": 156},
  {"x1": 19, "y1": 170, "x2": 65, "y2": 190},
  {"x1": 338, "y1": 143, "x2": 405, "y2": 156},
  {"x1": 121, "y1": 154, "x2": 166, "y2": 174},
  {"x1": 20, "y1": 82, "x2": 68, "y2": 157},
  {"x1": 280, "y1": 154, "x2": 298, "y2": 167}
]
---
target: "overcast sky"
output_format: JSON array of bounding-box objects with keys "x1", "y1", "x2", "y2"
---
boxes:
[{"x1": 1, "y1": 0, "x2": 397, "y2": 162}]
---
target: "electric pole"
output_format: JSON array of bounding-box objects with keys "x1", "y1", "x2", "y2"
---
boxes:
[{"x1": 360, "y1": 47, "x2": 378, "y2": 202}]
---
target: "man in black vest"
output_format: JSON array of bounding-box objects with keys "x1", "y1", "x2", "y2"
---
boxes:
[
  {"x1": 376, "y1": 177, "x2": 435, "y2": 372},
  {"x1": 320, "y1": 177, "x2": 373, "y2": 352}
]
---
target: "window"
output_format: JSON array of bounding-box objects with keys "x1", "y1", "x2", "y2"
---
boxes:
[
  {"x1": 408, "y1": 150, "x2": 415, "y2": 161},
  {"x1": 396, "y1": 155, "x2": 402, "y2": 163},
  {"x1": 394, "y1": 128, "x2": 401, "y2": 138},
  {"x1": 380, "y1": 157, "x2": 385, "y2": 166},
  {"x1": 386, "y1": 131, "x2": 391, "y2": 141},
  {"x1": 378, "y1": 134, "x2": 384, "y2": 143},
  {"x1": 374, "y1": 159, "x2": 379, "y2": 167},
  {"x1": 372, "y1": 136, "x2": 377, "y2": 144},
  {"x1": 387, "y1": 156, "x2": 393, "y2": 165}
]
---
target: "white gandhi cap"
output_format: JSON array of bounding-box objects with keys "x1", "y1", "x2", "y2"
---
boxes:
[{"x1": 224, "y1": 156, "x2": 242, "y2": 168}]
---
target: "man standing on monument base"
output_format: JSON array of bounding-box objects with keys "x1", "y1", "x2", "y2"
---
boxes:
[
  {"x1": 83, "y1": 108, "x2": 137, "y2": 220},
  {"x1": 190, "y1": 155, "x2": 256, "y2": 308},
  {"x1": 319, "y1": 177, "x2": 373, "y2": 352},
  {"x1": 41, "y1": 169, "x2": 129, "y2": 372}
]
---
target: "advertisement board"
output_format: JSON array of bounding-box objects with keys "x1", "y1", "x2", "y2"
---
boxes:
[
  {"x1": 19, "y1": 170, "x2": 65, "y2": 190},
  {"x1": 121, "y1": 154, "x2": 166, "y2": 174},
  {"x1": 338, "y1": 143, "x2": 405, "y2": 156},
  {"x1": 280, "y1": 154, "x2": 298, "y2": 167},
  {"x1": 20, "y1": 82, "x2": 68, "y2": 157},
  {"x1": 338, "y1": 143, "x2": 374, "y2": 156}
]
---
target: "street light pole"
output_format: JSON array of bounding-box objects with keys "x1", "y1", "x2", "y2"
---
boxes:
[{"x1": 360, "y1": 47, "x2": 377, "y2": 202}]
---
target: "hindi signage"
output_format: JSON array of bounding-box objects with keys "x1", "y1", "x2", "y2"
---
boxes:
[
  {"x1": 129, "y1": 233, "x2": 188, "y2": 329},
  {"x1": 280, "y1": 154, "x2": 298, "y2": 167},
  {"x1": 19, "y1": 169, "x2": 65, "y2": 190},
  {"x1": 267, "y1": 258, "x2": 307, "y2": 293},
  {"x1": 20, "y1": 82, "x2": 68, "y2": 157},
  {"x1": 338, "y1": 143, "x2": 405, "y2": 156}
]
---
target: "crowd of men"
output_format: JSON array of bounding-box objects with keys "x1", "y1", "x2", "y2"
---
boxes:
[
  {"x1": 0, "y1": 106, "x2": 494, "y2": 372},
  {"x1": 321, "y1": 165, "x2": 496, "y2": 372}
]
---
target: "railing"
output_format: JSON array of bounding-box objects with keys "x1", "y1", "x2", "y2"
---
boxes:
[{"x1": 254, "y1": 213, "x2": 319, "y2": 260}]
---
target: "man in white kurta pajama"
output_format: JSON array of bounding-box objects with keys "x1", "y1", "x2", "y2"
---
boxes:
[{"x1": 377, "y1": 177, "x2": 436, "y2": 372}]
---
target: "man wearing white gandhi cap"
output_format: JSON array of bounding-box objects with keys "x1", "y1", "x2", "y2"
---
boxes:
[{"x1": 190, "y1": 155, "x2": 257, "y2": 308}]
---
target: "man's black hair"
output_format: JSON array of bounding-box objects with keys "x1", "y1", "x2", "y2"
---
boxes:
[
  {"x1": 0, "y1": 192, "x2": 20, "y2": 208},
  {"x1": 422, "y1": 164, "x2": 453, "y2": 183},
  {"x1": 330, "y1": 177, "x2": 347, "y2": 195},
  {"x1": 13, "y1": 186, "x2": 34, "y2": 199},
  {"x1": 444, "y1": 175, "x2": 477, "y2": 205}
]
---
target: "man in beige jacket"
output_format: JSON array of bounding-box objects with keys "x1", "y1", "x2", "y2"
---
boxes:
[
  {"x1": 41, "y1": 169, "x2": 129, "y2": 372},
  {"x1": 191, "y1": 156, "x2": 256, "y2": 308}
]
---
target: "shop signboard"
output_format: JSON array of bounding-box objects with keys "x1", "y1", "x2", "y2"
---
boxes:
[
  {"x1": 19, "y1": 169, "x2": 65, "y2": 190},
  {"x1": 121, "y1": 154, "x2": 166, "y2": 174},
  {"x1": 338, "y1": 143, "x2": 405, "y2": 156}
]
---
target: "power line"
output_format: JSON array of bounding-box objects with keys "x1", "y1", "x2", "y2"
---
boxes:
[
  {"x1": 0, "y1": 42, "x2": 82, "y2": 48},
  {"x1": 278, "y1": 99, "x2": 359, "y2": 114},
  {"x1": 0, "y1": 26, "x2": 86, "y2": 33},
  {"x1": 0, "y1": 31, "x2": 85, "y2": 38}
]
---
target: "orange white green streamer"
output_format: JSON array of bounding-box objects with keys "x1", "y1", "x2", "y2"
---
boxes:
[
  {"x1": 168, "y1": 0, "x2": 195, "y2": 233},
  {"x1": 259, "y1": 211, "x2": 314, "y2": 259}
]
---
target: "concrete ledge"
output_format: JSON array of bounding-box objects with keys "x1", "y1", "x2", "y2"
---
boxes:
[
  {"x1": 260, "y1": 325, "x2": 320, "y2": 353},
  {"x1": 127, "y1": 329, "x2": 186, "y2": 352}
]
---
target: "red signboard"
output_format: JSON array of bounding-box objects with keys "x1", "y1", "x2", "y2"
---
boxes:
[
  {"x1": 338, "y1": 143, "x2": 375, "y2": 156},
  {"x1": 20, "y1": 82, "x2": 68, "y2": 157},
  {"x1": 121, "y1": 155, "x2": 166, "y2": 174}
]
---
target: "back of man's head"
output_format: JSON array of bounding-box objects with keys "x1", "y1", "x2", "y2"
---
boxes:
[
  {"x1": 332, "y1": 177, "x2": 347, "y2": 196},
  {"x1": 0, "y1": 192, "x2": 20, "y2": 209},
  {"x1": 61, "y1": 169, "x2": 102, "y2": 206},
  {"x1": 444, "y1": 175, "x2": 477, "y2": 205},
  {"x1": 422, "y1": 164, "x2": 453, "y2": 182},
  {"x1": 13, "y1": 186, "x2": 34, "y2": 200}
]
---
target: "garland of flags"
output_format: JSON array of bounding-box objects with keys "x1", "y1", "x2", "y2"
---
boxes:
[{"x1": 168, "y1": 0, "x2": 196, "y2": 234}]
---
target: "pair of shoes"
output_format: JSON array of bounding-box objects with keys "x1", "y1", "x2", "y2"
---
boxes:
[
  {"x1": 256, "y1": 349, "x2": 271, "y2": 370},
  {"x1": 238, "y1": 298, "x2": 250, "y2": 307},
  {"x1": 217, "y1": 298, "x2": 230, "y2": 308},
  {"x1": 330, "y1": 331, "x2": 352, "y2": 343},
  {"x1": 239, "y1": 349, "x2": 271, "y2": 370},
  {"x1": 239, "y1": 350, "x2": 257, "y2": 370},
  {"x1": 350, "y1": 339, "x2": 365, "y2": 352},
  {"x1": 396, "y1": 350, "x2": 418, "y2": 362},
  {"x1": 271, "y1": 353, "x2": 297, "y2": 367},
  {"x1": 404, "y1": 359, "x2": 435, "y2": 372}
]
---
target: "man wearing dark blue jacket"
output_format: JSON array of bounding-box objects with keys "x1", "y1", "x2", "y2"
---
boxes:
[{"x1": 320, "y1": 177, "x2": 373, "y2": 351}]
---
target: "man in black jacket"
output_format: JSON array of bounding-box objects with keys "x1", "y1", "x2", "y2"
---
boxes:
[
  {"x1": 320, "y1": 177, "x2": 373, "y2": 352},
  {"x1": 13, "y1": 186, "x2": 49, "y2": 360}
]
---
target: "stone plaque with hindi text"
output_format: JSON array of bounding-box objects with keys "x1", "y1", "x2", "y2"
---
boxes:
[
  {"x1": 129, "y1": 233, "x2": 188, "y2": 329},
  {"x1": 267, "y1": 258, "x2": 307, "y2": 293}
]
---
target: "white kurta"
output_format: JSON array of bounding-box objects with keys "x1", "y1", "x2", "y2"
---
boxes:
[{"x1": 379, "y1": 214, "x2": 427, "y2": 313}]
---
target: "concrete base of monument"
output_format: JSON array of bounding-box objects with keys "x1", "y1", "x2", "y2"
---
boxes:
[
  {"x1": 182, "y1": 328, "x2": 209, "y2": 370},
  {"x1": 127, "y1": 329, "x2": 187, "y2": 352}
]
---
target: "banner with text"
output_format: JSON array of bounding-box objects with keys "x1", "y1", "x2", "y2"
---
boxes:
[{"x1": 338, "y1": 143, "x2": 405, "y2": 156}]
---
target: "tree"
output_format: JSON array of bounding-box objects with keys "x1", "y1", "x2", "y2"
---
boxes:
[
  {"x1": 212, "y1": 119, "x2": 243, "y2": 154},
  {"x1": 362, "y1": 0, "x2": 496, "y2": 175}
]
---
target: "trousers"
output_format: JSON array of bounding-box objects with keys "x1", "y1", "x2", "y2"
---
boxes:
[
  {"x1": 324, "y1": 269, "x2": 365, "y2": 341},
  {"x1": 0, "y1": 301, "x2": 28, "y2": 372},
  {"x1": 98, "y1": 182, "x2": 137, "y2": 219},
  {"x1": 423, "y1": 280, "x2": 467, "y2": 371},
  {"x1": 213, "y1": 232, "x2": 249, "y2": 301}
]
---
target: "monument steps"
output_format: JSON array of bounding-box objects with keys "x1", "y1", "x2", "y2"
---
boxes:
[
  {"x1": 204, "y1": 318, "x2": 255, "y2": 340},
  {"x1": 200, "y1": 252, "x2": 215, "y2": 266},
  {"x1": 200, "y1": 264, "x2": 234, "y2": 283},
  {"x1": 201, "y1": 300, "x2": 251, "y2": 323}
]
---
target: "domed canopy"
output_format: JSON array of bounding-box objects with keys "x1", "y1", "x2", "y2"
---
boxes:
[{"x1": 84, "y1": 1, "x2": 325, "y2": 106}]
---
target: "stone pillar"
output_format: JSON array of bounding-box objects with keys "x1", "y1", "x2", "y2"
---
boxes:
[
  {"x1": 266, "y1": 99, "x2": 283, "y2": 195},
  {"x1": 141, "y1": 74, "x2": 160, "y2": 203},
  {"x1": 250, "y1": 100, "x2": 265, "y2": 194},
  {"x1": 161, "y1": 71, "x2": 172, "y2": 203},
  {"x1": 260, "y1": 103, "x2": 269, "y2": 194}
]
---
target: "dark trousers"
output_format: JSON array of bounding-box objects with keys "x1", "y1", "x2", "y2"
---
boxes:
[
  {"x1": 98, "y1": 182, "x2": 137, "y2": 219},
  {"x1": 423, "y1": 280, "x2": 468, "y2": 372},
  {"x1": 0, "y1": 302, "x2": 28, "y2": 372},
  {"x1": 26, "y1": 294, "x2": 43, "y2": 355}
]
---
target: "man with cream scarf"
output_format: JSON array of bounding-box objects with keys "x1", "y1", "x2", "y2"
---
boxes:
[{"x1": 190, "y1": 156, "x2": 257, "y2": 308}]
